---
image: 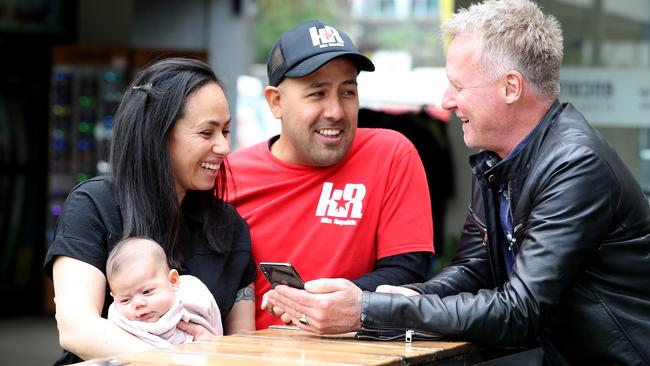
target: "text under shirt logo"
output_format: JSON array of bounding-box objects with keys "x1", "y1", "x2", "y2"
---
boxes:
[
  {"x1": 309, "y1": 25, "x2": 344, "y2": 48},
  {"x1": 315, "y1": 182, "x2": 366, "y2": 226}
]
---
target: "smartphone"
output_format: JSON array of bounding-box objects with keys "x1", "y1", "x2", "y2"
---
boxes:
[{"x1": 258, "y1": 262, "x2": 305, "y2": 289}]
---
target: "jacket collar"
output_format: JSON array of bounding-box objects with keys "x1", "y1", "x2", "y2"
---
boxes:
[{"x1": 470, "y1": 100, "x2": 563, "y2": 188}]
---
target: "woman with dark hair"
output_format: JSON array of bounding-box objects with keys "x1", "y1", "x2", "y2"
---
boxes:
[{"x1": 44, "y1": 57, "x2": 256, "y2": 365}]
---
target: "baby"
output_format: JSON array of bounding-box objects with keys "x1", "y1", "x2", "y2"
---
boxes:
[{"x1": 106, "y1": 236, "x2": 222, "y2": 347}]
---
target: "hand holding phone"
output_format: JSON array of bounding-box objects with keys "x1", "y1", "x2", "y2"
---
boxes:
[{"x1": 259, "y1": 262, "x2": 305, "y2": 289}]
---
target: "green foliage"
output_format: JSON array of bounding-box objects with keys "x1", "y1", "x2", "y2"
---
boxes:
[
  {"x1": 254, "y1": 0, "x2": 341, "y2": 63},
  {"x1": 374, "y1": 25, "x2": 443, "y2": 67}
]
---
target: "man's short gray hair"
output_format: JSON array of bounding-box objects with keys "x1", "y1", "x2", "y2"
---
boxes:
[{"x1": 443, "y1": 0, "x2": 563, "y2": 100}]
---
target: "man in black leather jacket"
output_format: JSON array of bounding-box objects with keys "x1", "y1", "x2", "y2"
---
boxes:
[{"x1": 264, "y1": 1, "x2": 650, "y2": 364}]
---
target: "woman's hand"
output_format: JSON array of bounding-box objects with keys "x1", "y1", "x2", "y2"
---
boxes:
[
  {"x1": 261, "y1": 290, "x2": 292, "y2": 324},
  {"x1": 176, "y1": 321, "x2": 216, "y2": 341},
  {"x1": 376, "y1": 285, "x2": 420, "y2": 296}
]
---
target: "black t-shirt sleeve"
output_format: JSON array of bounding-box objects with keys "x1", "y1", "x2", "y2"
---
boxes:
[
  {"x1": 352, "y1": 251, "x2": 431, "y2": 291},
  {"x1": 43, "y1": 177, "x2": 120, "y2": 279}
]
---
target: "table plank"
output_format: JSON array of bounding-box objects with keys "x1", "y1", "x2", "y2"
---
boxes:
[
  {"x1": 75, "y1": 328, "x2": 475, "y2": 366},
  {"x1": 220, "y1": 328, "x2": 475, "y2": 364},
  {"x1": 174, "y1": 341, "x2": 403, "y2": 365},
  {"x1": 120, "y1": 349, "x2": 399, "y2": 365}
]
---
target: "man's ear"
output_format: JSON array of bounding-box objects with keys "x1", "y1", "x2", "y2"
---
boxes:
[
  {"x1": 169, "y1": 269, "x2": 180, "y2": 290},
  {"x1": 264, "y1": 86, "x2": 283, "y2": 119},
  {"x1": 502, "y1": 70, "x2": 523, "y2": 104}
]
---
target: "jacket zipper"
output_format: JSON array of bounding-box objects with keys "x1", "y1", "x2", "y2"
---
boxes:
[
  {"x1": 360, "y1": 327, "x2": 438, "y2": 343},
  {"x1": 506, "y1": 182, "x2": 525, "y2": 253},
  {"x1": 506, "y1": 183, "x2": 516, "y2": 252}
]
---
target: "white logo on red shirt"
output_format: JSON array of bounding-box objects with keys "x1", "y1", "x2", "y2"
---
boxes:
[
  {"x1": 315, "y1": 182, "x2": 365, "y2": 226},
  {"x1": 309, "y1": 25, "x2": 344, "y2": 48}
]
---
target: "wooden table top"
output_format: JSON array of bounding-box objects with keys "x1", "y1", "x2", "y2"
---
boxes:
[{"x1": 77, "y1": 326, "x2": 475, "y2": 365}]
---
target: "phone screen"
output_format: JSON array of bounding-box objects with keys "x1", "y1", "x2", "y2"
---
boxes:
[{"x1": 259, "y1": 262, "x2": 305, "y2": 289}]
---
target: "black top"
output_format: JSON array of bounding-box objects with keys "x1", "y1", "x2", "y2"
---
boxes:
[{"x1": 44, "y1": 176, "x2": 256, "y2": 365}]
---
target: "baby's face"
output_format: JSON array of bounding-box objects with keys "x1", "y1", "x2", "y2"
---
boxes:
[{"x1": 110, "y1": 264, "x2": 177, "y2": 322}]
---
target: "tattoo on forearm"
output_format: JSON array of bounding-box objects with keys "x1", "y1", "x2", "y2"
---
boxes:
[{"x1": 235, "y1": 285, "x2": 254, "y2": 302}]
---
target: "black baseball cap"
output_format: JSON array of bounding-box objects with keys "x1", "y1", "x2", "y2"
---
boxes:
[{"x1": 267, "y1": 20, "x2": 375, "y2": 87}]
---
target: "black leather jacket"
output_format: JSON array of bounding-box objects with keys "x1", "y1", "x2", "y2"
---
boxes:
[{"x1": 360, "y1": 101, "x2": 650, "y2": 365}]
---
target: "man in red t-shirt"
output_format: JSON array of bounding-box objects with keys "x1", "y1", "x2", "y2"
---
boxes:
[{"x1": 227, "y1": 20, "x2": 434, "y2": 329}]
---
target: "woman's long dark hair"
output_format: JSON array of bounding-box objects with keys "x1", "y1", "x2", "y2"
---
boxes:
[{"x1": 110, "y1": 57, "x2": 230, "y2": 268}]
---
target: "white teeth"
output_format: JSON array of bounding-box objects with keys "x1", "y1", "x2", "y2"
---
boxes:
[
  {"x1": 200, "y1": 162, "x2": 218, "y2": 170},
  {"x1": 318, "y1": 129, "x2": 340, "y2": 136}
]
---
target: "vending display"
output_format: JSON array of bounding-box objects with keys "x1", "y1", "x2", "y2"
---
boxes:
[{"x1": 46, "y1": 47, "x2": 128, "y2": 243}]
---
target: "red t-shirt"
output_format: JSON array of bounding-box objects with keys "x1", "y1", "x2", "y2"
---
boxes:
[{"x1": 227, "y1": 128, "x2": 433, "y2": 329}]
